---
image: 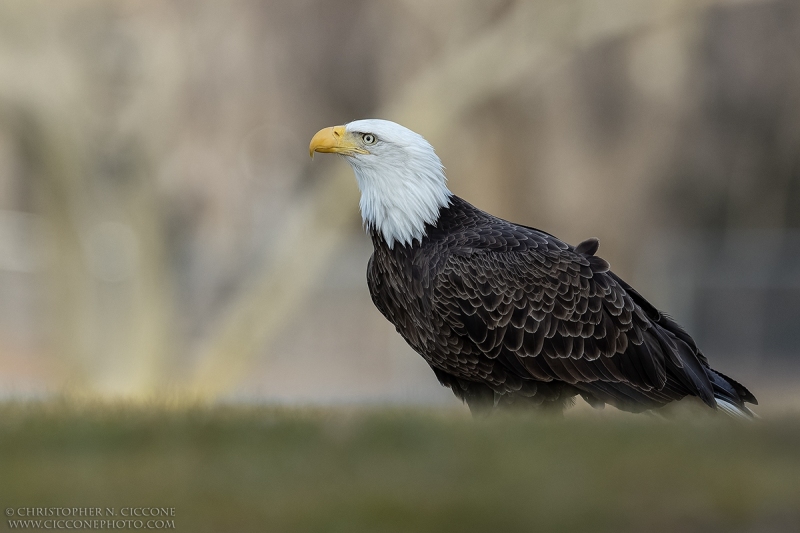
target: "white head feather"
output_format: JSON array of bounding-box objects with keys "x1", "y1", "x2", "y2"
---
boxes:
[{"x1": 342, "y1": 119, "x2": 452, "y2": 249}]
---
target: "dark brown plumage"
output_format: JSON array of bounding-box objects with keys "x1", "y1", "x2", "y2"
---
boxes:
[{"x1": 367, "y1": 195, "x2": 757, "y2": 415}]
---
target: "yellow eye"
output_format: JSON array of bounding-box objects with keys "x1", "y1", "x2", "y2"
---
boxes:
[{"x1": 362, "y1": 133, "x2": 376, "y2": 145}]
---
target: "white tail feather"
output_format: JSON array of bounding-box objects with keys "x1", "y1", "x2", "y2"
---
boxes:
[{"x1": 716, "y1": 398, "x2": 757, "y2": 419}]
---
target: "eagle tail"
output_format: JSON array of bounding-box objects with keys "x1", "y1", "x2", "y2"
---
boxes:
[
  {"x1": 707, "y1": 368, "x2": 758, "y2": 419},
  {"x1": 715, "y1": 398, "x2": 757, "y2": 419}
]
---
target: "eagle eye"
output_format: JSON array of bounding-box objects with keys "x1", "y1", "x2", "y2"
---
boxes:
[{"x1": 362, "y1": 133, "x2": 376, "y2": 145}]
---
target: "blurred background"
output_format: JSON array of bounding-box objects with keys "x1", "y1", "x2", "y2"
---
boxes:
[{"x1": 0, "y1": 0, "x2": 798, "y2": 410}]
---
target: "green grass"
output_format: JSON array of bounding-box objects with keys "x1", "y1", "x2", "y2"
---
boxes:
[{"x1": 1, "y1": 401, "x2": 799, "y2": 532}]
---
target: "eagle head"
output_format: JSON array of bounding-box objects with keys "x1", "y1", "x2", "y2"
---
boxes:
[{"x1": 310, "y1": 119, "x2": 451, "y2": 249}]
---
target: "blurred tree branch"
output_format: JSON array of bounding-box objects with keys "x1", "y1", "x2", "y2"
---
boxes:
[{"x1": 0, "y1": 4, "x2": 178, "y2": 397}]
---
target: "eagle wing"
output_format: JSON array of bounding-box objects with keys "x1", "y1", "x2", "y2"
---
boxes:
[{"x1": 430, "y1": 235, "x2": 716, "y2": 409}]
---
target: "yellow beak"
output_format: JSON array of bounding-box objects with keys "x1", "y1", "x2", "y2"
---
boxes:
[{"x1": 309, "y1": 125, "x2": 368, "y2": 158}]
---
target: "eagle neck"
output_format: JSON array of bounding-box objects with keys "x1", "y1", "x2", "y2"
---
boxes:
[
  {"x1": 350, "y1": 155, "x2": 451, "y2": 249},
  {"x1": 368, "y1": 196, "x2": 473, "y2": 255}
]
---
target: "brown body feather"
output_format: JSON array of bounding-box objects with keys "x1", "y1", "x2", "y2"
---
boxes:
[{"x1": 367, "y1": 196, "x2": 757, "y2": 414}]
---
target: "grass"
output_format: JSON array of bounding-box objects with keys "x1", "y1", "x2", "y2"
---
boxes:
[{"x1": 1, "y1": 401, "x2": 799, "y2": 532}]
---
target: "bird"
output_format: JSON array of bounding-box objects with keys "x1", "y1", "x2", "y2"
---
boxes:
[{"x1": 309, "y1": 119, "x2": 757, "y2": 417}]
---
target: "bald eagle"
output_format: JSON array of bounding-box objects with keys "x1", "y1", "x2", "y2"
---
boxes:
[{"x1": 309, "y1": 119, "x2": 757, "y2": 417}]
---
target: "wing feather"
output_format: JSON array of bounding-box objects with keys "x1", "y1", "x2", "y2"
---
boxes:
[{"x1": 433, "y1": 242, "x2": 672, "y2": 402}]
